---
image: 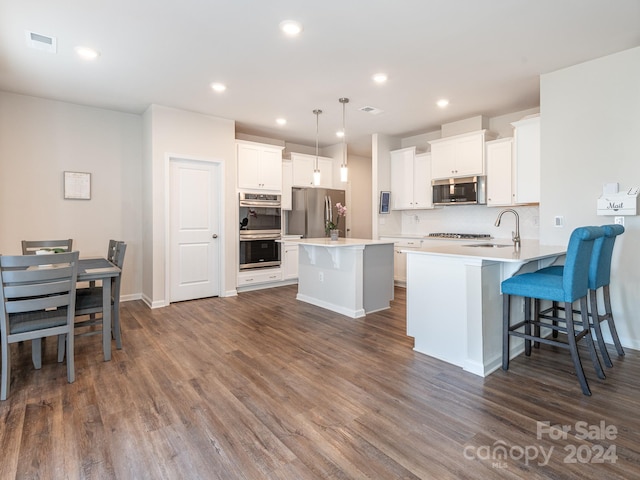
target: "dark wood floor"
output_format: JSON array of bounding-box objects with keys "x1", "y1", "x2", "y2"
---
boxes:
[{"x1": 1, "y1": 285, "x2": 639, "y2": 479}]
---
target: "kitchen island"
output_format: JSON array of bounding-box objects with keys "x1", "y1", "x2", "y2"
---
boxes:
[
  {"x1": 404, "y1": 240, "x2": 566, "y2": 377},
  {"x1": 283, "y1": 238, "x2": 394, "y2": 318}
]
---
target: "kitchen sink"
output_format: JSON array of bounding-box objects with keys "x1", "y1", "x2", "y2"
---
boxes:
[{"x1": 463, "y1": 243, "x2": 513, "y2": 248}]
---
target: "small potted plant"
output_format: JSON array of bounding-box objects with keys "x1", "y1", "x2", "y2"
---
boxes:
[{"x1": 326, "y1": 202, "x2": 347, "y2": 240}]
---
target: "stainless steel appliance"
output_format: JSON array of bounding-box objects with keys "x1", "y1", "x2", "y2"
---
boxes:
[
  {"x1": 286, "y1": 187, "x2": 346, "y2": 238},
  {"x1": 432, "y1": 176, "x2": 486, "y2": 205},
  {"x1": 239, "y1": 193, "x2": 281, "y2": 270}
]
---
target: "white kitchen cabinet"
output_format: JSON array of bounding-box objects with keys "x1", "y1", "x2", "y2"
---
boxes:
[
  {"x1": 380, "y1": 236, "x2": 423, "y2": 285},
  {"x1": 512, "y1": 115, "x2": 540, "y2": 204},
  {"x1": 390, "y1": 147, "x2": 432, "y2": 210},
  {"x1": 429, "y1": 130, "x2": 493, "y2": 180},
  {"x1": 486, "y1": 115, "x2": 540, "y2": 206},
  {"x1": 486, "y1": 138, "x2": 514, "y2": 206},
  {"x1": 237, "y1": 141, "x2": 284, "y2": 191},
  {"x1": 291, "y1": 152, "x2": 334, "y2": 188},
  {"x1": 282, "y1": 243, "x2": 299, "y2": 280},
  {"x1": 281, "y1": 159, "x2": 293, "y2": 210},
  {"x1": 237, "y1": 268, "x2": 283, "y2": 288}
]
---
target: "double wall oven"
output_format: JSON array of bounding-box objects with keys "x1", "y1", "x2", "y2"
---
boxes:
[{"x1": 239, "y1": 193, "x2": 281, "y2": 270}]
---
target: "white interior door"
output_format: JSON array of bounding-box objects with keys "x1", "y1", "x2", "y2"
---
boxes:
[{"x1": 169, "y1": 159, "x2": 221, "y2": 302}]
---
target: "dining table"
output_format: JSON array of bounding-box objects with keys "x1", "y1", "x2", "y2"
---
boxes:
[{"x1": 77, "y1": 257, "x2": 121, "y2": 361}]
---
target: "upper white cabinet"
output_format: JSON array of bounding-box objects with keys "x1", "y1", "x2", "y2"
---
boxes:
[
  {"x1": 390, "y1": 147, "x2": 432, "y2": 210},
  {"x1": 486, "y1": 138, "x2": 514, "y2": 206},
  {"x1": 511, "y1": 115, "x2": 540, "y2": 204},
  {"x1": 291, "y1": 152, "x2": 334, "y2": 188},
  {"x1": 486, "y1": 114, "x2": 541, "y2": 206},
  {"x1": 237, "y1": 140, "x2": 284, "y2": 191},
  {"x1": 429, "y1": 130, "x2": 494, "y2": 180}
]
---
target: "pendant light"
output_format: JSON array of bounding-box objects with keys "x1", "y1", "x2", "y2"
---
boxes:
[
  {"x1": 339, "y1": 97, "x2": 349, "y2": 182},
  {"x1": 313, "y1": 109, "x2": 322, "y2": 186}
]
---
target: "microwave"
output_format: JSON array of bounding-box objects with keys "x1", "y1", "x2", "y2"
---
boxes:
[{"x1": 432, "y1": 176, "x2": 486, "y2": 205}]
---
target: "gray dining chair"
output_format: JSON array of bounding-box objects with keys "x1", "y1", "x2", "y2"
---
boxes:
[
  {"x1": 0, "y1": 251, "x2": 79, "y2": 400},
  {"x1": 58, "y1": 241, "x2": 127, "y2": 360},
  {"x1": 21, "y1": 239, "x2": 73, "y2": 255}
]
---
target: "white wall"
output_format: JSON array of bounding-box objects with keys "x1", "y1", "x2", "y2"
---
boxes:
[
  {"x1": 540, "y1": 46, "x2": 640, "y2": 349},
  {"x1": 372, "y1": 133, "x2": 402, "y2": 238},
  {"x1": 0, "y1": 92, "x2": 143, "y2": 298},
  {"x1": 143, "y1": 105, "x2": 236, "y2": 306},
  {"x1": 346, "y1": 154, "x2": 373, "y2": 238}
]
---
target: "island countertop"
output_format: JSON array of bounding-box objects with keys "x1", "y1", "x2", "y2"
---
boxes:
[
  {"x1": 282, "y1": 238, "x2": 394, "y2": 248},
  {"x1": 402, "y1": 239, "x2": 566, "y2": 263}
]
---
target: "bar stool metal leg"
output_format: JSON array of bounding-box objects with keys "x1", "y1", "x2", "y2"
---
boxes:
[{"x1": 503, "y1": 294, "x2": 510, "y2": 371}]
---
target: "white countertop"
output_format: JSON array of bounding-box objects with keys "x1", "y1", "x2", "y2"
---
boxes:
[
  {"x1": 403, "y1": 239, "x2": 566, "y2": 263},
  {"x1": 281, "y1": 237, "x2": 394, "y2": 248}
]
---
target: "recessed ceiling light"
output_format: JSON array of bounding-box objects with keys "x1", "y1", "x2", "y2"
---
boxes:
[
  {"x1": 336, "y1": 130, "x2": 345, "y2": 138},
  {"x1": 75, "y1": 46, "x2": 99, "y2": 60},
  {"x1": 436, "y1": 98, "x2": 450, "y2": 108},
  {"x1": 373, "y1": 73, "x2": 388, "y2": 84},
  {"x1": 276, "y1": 118, "x2": 287, "y2": 126},
  {"x1": 210, "y1": 82, "x2": 227, "y2": 93},
  {"x1": 279, "y1": 20, "x2": 302, "y2": 36}
]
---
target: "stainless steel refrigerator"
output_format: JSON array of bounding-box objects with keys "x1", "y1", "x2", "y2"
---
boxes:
[{"x1": 286, "y1": 187, "x2": 346, "y2": 238}]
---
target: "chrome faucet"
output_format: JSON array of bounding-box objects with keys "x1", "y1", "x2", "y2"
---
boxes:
[{"x1": 494, "y1": 208, "x2": 521, "y2": 249}]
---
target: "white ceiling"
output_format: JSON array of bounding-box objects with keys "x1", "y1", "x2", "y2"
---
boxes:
[{"x1": 2, "y1": 1, "x2": 639, "y2": 156}]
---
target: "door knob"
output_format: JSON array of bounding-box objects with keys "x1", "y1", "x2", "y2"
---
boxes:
[{"x1": 212, "y1": 234, "x2": 218, "y2": 239}]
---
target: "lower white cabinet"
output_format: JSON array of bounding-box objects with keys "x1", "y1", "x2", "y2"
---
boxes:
[
  {"x1": 380, "y1": 237, "x2": 423, "y2": 285},
  {"x1": 283, "y1": 244, "x2": 299, "y2": 280},
  {"x1": 237, "y1": 268, "x2": 283, "y2": 287}
]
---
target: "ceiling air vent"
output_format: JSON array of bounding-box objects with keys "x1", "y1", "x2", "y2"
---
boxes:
[
  {"x1": 359, "y1": 106, "x2": 384, "y2": 115},
  {"x1": 25, "y1": 30, "x2": 57, "y2": 53}
]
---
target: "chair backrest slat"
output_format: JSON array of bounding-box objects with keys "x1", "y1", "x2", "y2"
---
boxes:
[
  {"x1": 107, "y1": 240, "x2": 119, "y2": 263},
  {"x1": 4, "y1": 278, "x2": 74, "y2": 299},
  {"x1": 21, "y1": 239, "x2": 73, "y2": 255},
  {"x1": 5, "y1": 294, "x2": 72, "y2": 314},
  {"x1": 113, "y1": 242, "x2": 127, "y2": 268},
  {"x1": 0, "y1": 252, "x2": 79, "y2": 317}
]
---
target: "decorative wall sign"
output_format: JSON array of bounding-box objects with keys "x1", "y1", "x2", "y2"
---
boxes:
[{"x1": 64, "y1": 171, "x2": 91, "y2": 200}]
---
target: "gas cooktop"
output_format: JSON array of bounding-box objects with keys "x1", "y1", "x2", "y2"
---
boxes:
[{"x1": 427, "y1": 233, "x2": 492, "y2": 240}]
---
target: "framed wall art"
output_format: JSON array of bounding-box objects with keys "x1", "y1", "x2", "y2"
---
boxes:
[{"x1": 64, "y1": 171, "x2": 91, "y2": 200}]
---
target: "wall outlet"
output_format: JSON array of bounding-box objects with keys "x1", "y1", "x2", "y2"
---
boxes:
[
  {"x1": 554, "y1": 216, "x2": 564, "y2": 227},
  {"x1": 615, "y1": 216, "x2": 624, "y2": 226},
  {"x1": 319, "y1": 271, "x2": 324, "y2": 282}
]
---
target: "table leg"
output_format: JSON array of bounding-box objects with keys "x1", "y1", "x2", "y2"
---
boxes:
[{"x1": 102, "y1": 278, "x2": 112, "y2": 361}]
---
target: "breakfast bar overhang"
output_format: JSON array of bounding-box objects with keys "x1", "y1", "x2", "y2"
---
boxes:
[{"x1": 283, "y1": 238, "x2": 394, "y2": 318}]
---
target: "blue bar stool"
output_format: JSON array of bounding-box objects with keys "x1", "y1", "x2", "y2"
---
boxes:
[
  {"x1": 501, "y1": 226, "x2": 606, "y2": 396},
  {"x1": 537, "y1": 224, "x2": 625, "y2": 367}
]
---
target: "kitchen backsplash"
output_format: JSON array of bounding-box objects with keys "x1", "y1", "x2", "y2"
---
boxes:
[{"x1": 399, "y1": 204, "x2": 540, "y2": 239}]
